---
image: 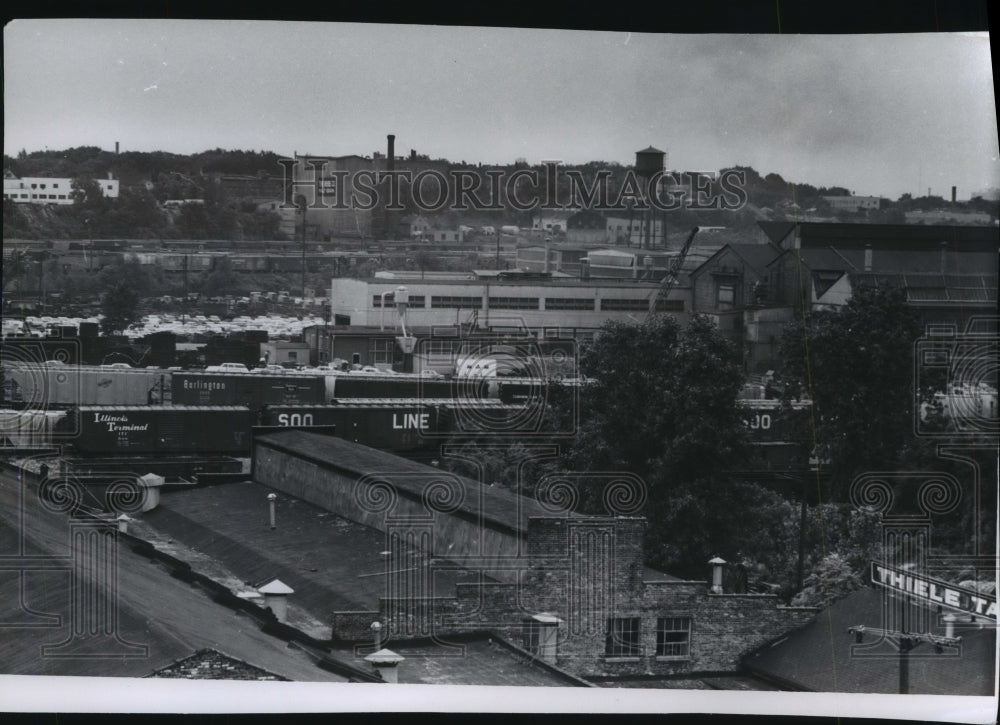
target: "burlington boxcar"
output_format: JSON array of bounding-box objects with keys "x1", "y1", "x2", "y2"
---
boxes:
[{"x1": 172, "y1": 372, "x2": 325, "y2": 407}]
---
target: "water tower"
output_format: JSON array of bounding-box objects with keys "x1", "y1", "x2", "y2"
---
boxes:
[{"x1": 634, "y1": 146, "x2": 667, "y2": 249}]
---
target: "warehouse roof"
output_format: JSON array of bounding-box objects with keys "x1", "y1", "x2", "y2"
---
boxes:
[
  {"x1": 132, "y1": 482, "x2": 591, "y2": 687},
  {"x1": 142, "y1": 480, "x2": 489, "y2": 613},
  {"x1": 0, "y1": 490, "x2": 356, "y2": 681},
  {"x1": 758, "y1": 220, "x2": 999, "y2": 251},
  {"x1": 743, "y1": 587, "x2": 996, "y2": 694},
  {"x1": 254, "y1": 430, "x2": 583, "y2": 535}
]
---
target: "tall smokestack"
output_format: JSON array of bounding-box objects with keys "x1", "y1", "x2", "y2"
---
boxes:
[
  {"x1": 951, "y1": 186, "x2": 957, "y2": 204},
  {"x1": 387, "y1": 134, "x2": 395, "y2": 172},
  {"x1": 115, "y1": 141, "x2": 119, "y2": 155}
]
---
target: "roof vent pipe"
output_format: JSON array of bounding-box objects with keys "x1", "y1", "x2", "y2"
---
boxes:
[{"x1": 709, "y1": 556, "x2": 726, "y2": 594}]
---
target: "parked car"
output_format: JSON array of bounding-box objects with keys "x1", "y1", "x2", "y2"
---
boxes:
[
  {"x1": 205, "y1": 362, "x2": 250, "y2": 373},
  {"x1": 254, "y1": 365, "x2": 288, "y2": 374}
]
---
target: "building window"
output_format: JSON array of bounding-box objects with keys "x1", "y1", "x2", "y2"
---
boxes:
[
  {"x1": 654, "y1": 299, "x2": 684, "y2": 312},
  {"x1": 717, "y1": 284, "x2": 735, "y2": 305},
  {"x1": 426, "y1": 339, "x2": 456, "y2": 356},
  {"x1": 287, "y1": 351, "x2": 297, "y2": 360},
  {"x1": 545, "y1": 297, "x2": 595, "y2": 311},
  {"x1": 656, "y1": 617, "x2": 691, "y2": 658},
  {"x1": 431, "y1": 296, "x2": 482, "y2": 309},
  {"x1": 600, "y1": 298, "x2": 649, "y2": 311},
  {"x1": 488, "y1": 297, "x2": 539, "y2": 310},
  {"x1": 369, "y1": 338, "x2": 394, "y2": 365},
  {"x1": 53, "y1": 183, "x2": 59, "y2": 188},
  {"x1": 605, "y1": 617, "x2": 641, "y2": 657}
]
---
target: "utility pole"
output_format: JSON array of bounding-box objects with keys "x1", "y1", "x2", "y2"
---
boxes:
[
  {"x1": 847, "y1": 624, "x2": 960, "y2": 695},
  {"x1": 300, "y1": 200, "x2": 308, "y2": 299}
]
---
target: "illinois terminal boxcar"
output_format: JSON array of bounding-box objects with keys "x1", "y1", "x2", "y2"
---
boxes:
[{"x1": 56, "y1": 405, "x2": 252, "y2": 456}]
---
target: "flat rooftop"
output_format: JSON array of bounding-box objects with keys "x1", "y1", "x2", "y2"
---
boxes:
[{"x1": 141, "y1": 480, "x2": 489, "y2": 615}]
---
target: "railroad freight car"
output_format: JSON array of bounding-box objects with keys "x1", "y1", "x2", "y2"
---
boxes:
[
  {"x1": 56, "y1": 405, "x2": 252, "y2": 456},
  {"x1": 172, "y1": 372, "x2": 325, "y2": 407},
  {"x1": 0, "y1": 408, "x2": 67, "y2": 448},
  {"x1": 3, "y1": 364, "x2": 167, "y2": 407},
  {"x1": 323, "y1": 374, "x2": 461, "y2": 400},
  {"x1": 740, "y1": 400, "x2": 813, "y2": 444},
  {"x1": 260, "y1": 398, "x2": 540, "y2": 451},
  {"x1": 260, "y1": 400, "x2": 445, "y2": 452}
]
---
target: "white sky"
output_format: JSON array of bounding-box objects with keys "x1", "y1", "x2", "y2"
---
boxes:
[{"x1": 3, "y1": 20, "x2": 998, "y2": 200}]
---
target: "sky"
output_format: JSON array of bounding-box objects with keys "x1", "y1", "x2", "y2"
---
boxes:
[{"x1": 3, "y1": 19, "x2": 998, "y2": 200}]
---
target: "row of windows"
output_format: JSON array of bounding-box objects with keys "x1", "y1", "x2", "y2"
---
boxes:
[
  {"x1": 4, "y1": 193, "x2": 68, "y2": 200},
  {"x1": 29, "y1": 182, "x2": 61, "y2": 189},
  {"x1": 488, "y1": 297, "x2": 539, "y2": 310},
  {"x1": 384, "y1": 296, "x2": 684, "y2": 313},
  {"x1": 605, "y1": 616, "x2": 692, "y2": 658},
  {"x1": 430, "y1": 296, "x2": 483, "y2": 309},
  {"x1": 545, "y1": 297, "x2": 596, "y2": 311},
  {"x1": 372, "y1": 294, "x2": 426, "y2": 308}
]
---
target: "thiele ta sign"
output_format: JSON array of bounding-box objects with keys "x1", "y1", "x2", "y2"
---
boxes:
[{"x1": 870, "y1": 563, "x2": 997, "y2": 620}]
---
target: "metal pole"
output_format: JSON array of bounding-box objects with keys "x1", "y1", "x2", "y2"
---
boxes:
[
  {"x1": 496, "y1": 228, "x2": 501, "y2": 269},
  {"x1": 301, "y1": 206, "x2": 307, "y2": 299},
  {"x1": 797, "y1": 474, "x2": 808, "y2": 592},
  {"x1": 899, "y1": 637, "x2": 911, "y2": 694}
]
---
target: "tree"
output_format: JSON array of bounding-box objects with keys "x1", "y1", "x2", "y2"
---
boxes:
[
  {"x1": 100, "y1": 279, "x2": 141, "y2": 335},
  {"x1": 566, "y1": 315, "x2": 749, "y2": 490},
  {"x1": 202, "y1": 256, "x2": 236, "y2": 297},
  {"x1": 98, "y1": 257, "x2": 149, "y2": 335},
  {"x1": 70, "y1": 176, "x2": 109, "y2": 211},
  {"x1": 779, "y1": 284, "x2": 921, "y2": 493}
]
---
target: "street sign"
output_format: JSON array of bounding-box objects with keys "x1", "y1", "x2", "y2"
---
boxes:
[{"x1": 870, "y1": 563, "x2": 997, "y2": 621}]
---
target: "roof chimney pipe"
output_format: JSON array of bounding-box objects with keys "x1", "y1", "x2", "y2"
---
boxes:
[{"x1": 709, "y1": 556, "x2": 726, "y2": 594}]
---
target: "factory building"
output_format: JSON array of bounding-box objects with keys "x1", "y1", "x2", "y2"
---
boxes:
[
  {"x1": 253, "y1": 430, "x2": 822, "y2": 681},
  {"x1": 693, "y1": 222, "x2": 999, "y2": 372},
  {"x1": 3, "y1": 172, "x2": 119, "y2": 205},
  {"x1": 329, "y1": 270, "x2": 688, "y2": 337}
]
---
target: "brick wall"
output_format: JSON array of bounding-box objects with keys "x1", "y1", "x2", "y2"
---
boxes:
[{"x1": 330, "y1": 514, "x2": 820, "y2": 680}]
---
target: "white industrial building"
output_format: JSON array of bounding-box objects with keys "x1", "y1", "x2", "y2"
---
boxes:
[
  {"x1": 329, "y1": 270, "x2": 688, "y2": 335},
  {"x1": 3, "y1": 173, "x2": 120, "y2": 205}
]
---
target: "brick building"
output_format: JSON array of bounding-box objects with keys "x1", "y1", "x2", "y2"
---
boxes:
[{"x1": 252, "y1": 430, "x2": 821, "y2": 681}]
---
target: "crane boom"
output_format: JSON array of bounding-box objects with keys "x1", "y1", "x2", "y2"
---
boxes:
[{"x1": 648, "y1": 226, "x2": 699, "y2": 317}]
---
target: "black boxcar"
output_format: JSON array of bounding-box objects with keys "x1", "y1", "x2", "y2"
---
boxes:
[
  {"x1": 61, "y1": 405, "x2": 252, "y2": 455},
  {"x1": 259, "y1": 400, "x2": 445, "y2": 452},
  {"x1": 172, "y1": 372, "x2": 325, "y2": 407},
  {"x1": 740, "y1": 400, "x2": 813, "y2": 445},
  {"x1": 325, "y1": 374, "x2": 463, "y2": 400}
]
